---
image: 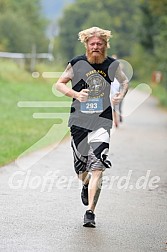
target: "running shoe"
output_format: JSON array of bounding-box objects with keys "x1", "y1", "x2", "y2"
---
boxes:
[
  {"x1": 81, "y1": 183, "x2": 89, "y2": 206},
  {"x1": 83, "y1": 210, "x2": 96, "y2": 228}
]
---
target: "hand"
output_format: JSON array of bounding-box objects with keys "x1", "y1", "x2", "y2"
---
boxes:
[
  {"x1": 112, "y1": 92, "x2": 123, "y2": 105},
  {"x1": 75, "y1": 89, "x2": 89, "y2": 102}
]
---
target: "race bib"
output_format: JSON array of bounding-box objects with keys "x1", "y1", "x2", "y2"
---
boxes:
[{"x1": 80, "y1": 98, "x2": 103, "y2": 113}]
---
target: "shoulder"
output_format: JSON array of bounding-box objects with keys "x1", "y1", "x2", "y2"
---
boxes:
[
  {"x1": 106, "y1": 56, "x2": 117, "y2": 64},
  {"x1": 68, "y1": 55, "x2": 86, "y2": 66},
  {"x1": 106, "y1": 56, "x2": 120, "y2": 69}
]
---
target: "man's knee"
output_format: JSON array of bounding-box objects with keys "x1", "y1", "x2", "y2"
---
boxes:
[
  {"x1": 91, "y1": 169, "x2": 103, "y2": 178},
  {"x1": 91, "y1": 170, "x2": 103, "y2": 189}
]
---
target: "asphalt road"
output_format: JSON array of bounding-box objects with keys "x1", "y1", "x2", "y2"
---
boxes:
[{"x1": 0, "y1": 88, "x2": 167, "y2": 252}]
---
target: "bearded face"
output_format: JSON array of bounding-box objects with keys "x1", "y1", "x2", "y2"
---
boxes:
[{"x1": 86, "y1": 36, "x2": 107, "y2": 64}]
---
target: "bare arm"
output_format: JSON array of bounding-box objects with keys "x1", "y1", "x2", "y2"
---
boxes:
[
  {"x1": 55, "y1": 63, "x2": 89, "y2": 102},
  {"x1": 112, "y1": 65, "x2": 129, "y2": 105}
]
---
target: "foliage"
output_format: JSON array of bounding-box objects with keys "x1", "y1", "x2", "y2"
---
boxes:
[
  {"x1": 58, "y1": 0, "x2": 139, "y2": 62},
  {"x1": 0, "y1": 0, "x2": 48, "y2": 53},
  {"x1": 138, "y1": 0, "x2": 167, "y2": 84},
  {"x1": 56, "y1": 0, "x2": 167, "y2": 93},
  {"x1": 151, "y1": 83, "x2": 167, "y2": 107}
]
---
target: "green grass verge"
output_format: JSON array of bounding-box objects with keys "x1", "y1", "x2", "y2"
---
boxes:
[
  {"x1": 151, "y1": 83, "x2": 167, "y2": 108},
  {"x1": 0, "y1": 60, "x2": 70, "y2": 167},
  {"x1": 130, "y1": 80, "x2": 167, "y2": 109}
]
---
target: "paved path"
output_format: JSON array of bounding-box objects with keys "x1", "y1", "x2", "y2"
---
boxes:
[{"x1": 0, "y1": 89, "x2": 167, "y2": 252}]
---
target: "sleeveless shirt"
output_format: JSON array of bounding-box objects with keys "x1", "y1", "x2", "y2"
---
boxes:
[{"x1": 68, "y1": 54, "x2": 119, "y2": 131}]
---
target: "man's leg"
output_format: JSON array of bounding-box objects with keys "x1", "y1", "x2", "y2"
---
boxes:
[
  {"x1": 70, "y1": 126, "x2": 90, "y2": 205},
  {"x1": 119, "y1": 101, "x2": 123, "y2": 123},
  {"x1": 78, "y1": 169, "x2": 103, "y2": 209},
  {"x1": 83, "y1": 128, "x2": 111, "y2": 227},
  {"x1": 83, "y1": 169, "x2": 103, "y2": 228},
  {"x1": 113, "y1": 106, "x2": 119, "y2": 127},
  {"x1": 78, "y1": 171, "x2": 90, "y2": 206},
  {"x1": 78, "y1": 171, "x2": 90, "y2": 185},
  {"x1": 88, "y1": 169, "x2": 103, "y2": 212}
]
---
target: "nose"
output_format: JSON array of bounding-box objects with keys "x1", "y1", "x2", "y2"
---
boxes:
[{"x1": 94, "y1": 43, "x2": 98, "y2": 49}]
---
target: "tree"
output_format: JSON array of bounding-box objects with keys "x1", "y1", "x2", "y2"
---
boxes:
[
  {"x1": 137, "y1": 0, "x2": 156, "y2": 53},
  {"x1": 138, "y1": 0, "x2": 167, "y2": 83},
  {"x1": 57, "y1": 0, "x2": 139, "y2": 63},
  {"x1": 0, "y1": 0, "x2": 48, "y2": 53}
]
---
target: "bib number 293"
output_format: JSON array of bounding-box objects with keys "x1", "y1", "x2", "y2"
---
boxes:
[{"x1": 80, "y1": 98, "x2": 103, "y2": 113}]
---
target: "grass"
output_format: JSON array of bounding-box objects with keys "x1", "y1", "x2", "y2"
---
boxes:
[
  {"x1": 129, "y1": 79, "x2": 167, "y2": 109},
  {"x1": 151, "y1": 83, "x2": 167, "y2": 108},
  {"x1": 0, "y1": 59, "x2": 71, "y2": 167}
]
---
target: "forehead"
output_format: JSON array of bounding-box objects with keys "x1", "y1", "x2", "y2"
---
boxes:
[{"x1": 87, "y1": 36, "x2": 104, "y2": 44}]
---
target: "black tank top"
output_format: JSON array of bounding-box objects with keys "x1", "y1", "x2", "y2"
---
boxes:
[{"x1": 68, "y1": 54, "x2": 119, "y2": 131}]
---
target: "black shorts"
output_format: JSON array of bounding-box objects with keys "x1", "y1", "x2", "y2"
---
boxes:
[{"x1": 70, "y1": 126, "x2": 112, "y2": 174}]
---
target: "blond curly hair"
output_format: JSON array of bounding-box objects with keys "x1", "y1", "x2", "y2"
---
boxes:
[{"x1": 78, "y1": 27, "x2": 112, "y2": 48}]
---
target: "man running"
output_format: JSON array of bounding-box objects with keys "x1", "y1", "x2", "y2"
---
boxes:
[{"x1": 55, "y1": 27, "x2": 129, "y2": 227}]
